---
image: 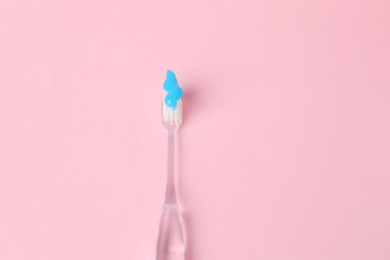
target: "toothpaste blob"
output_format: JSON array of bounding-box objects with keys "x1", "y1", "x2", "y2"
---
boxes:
[{"x1": 163, "y1": 70, "x2": 183, "y2": 110}]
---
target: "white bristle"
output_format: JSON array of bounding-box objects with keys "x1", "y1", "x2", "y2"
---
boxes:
[{"x1": 162, "y1": 95, "x2": 182, "y2": 129}]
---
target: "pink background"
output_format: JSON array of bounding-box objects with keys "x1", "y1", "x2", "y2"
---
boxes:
[{"x1": 1, "y1": 0, "x2": 390, "y2": 259}]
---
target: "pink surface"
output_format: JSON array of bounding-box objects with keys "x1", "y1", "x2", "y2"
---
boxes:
[{"x1": 0, "y1": 0, "x2": 390, "y2": 259}]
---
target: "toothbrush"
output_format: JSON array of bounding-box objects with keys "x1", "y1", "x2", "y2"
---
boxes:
[{"x1": 156, "y1": 70, "x2": 186, "y2": 260}]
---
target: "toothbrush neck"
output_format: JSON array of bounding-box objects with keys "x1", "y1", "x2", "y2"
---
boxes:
[{"x1": 165, "y1": 127, "x2": 177, "y2": 205}]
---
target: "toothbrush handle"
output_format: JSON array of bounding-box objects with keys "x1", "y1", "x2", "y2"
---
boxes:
[{"x1": 156, "y1": 206, "x2": 186, "y2": 260}]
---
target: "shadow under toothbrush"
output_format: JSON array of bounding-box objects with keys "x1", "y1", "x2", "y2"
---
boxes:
[
  {"x1": 182, "y1": 211, "x2": 194, "y2": 260},
  {"x1": 180, "y1": 86, "x2": 200, "y2": 129},
  {"x1": 177, "y1": 133, "x2": 195, "y2": 260},
  {"x1": 177, "y1": 84, "x2": 202, "y2": 260}
]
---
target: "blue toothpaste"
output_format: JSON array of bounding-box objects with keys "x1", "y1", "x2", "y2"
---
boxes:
[{"x1": 163, "y1": 70, "x2": 183, "y2": 110}]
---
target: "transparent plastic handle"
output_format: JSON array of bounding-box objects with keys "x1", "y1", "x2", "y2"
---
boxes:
[{"x1": 156, "y1": 206, "x2": 185, "y2": 260}]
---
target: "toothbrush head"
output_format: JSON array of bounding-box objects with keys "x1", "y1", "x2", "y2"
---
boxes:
[{"x1": 162, "y1": 70, "x2": 183, "y2": 129}]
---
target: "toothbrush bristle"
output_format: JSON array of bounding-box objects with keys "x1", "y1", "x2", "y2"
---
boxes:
[{"x1": 162, "y1": 98, "x2": 182, "y2": 128}]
